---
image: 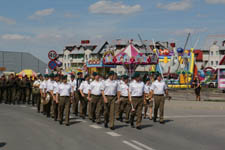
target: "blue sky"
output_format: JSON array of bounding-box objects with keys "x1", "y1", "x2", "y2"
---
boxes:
[{"x1": 0, "y1": 0, "x2": 225, "y2": 62}]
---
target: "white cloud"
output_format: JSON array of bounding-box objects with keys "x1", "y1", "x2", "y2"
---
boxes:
[
  {"x1": 205, "y1": 0, "x2": 225, "y2": 4},
  {"x1": 0, "y1": 16, "x2": 16, "y2": 25},
  {"x1": 1, "y1": 34, "x2": 31, "y2": 40},
  {"x1": 64, "y1": 13, "x2": 80, "y2": 18},
  {"x1": 29, "y1": 8, "x2": 55, "y2": 19},
  {"x1": 89, "y1": 0, "x2": 141, "y2": 15},
  {"x1": 157, "y1": 0, "x2": 192, "y2": 11},
  {"x1": 174, "y1": 28, "x2": 207, "y2": 35}
]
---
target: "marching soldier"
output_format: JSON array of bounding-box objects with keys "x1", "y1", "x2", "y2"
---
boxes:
[
  {"x1": 39, "y1": 74, "x2": 47, "y2": 114},
  {"x1": 117, "y1": 75, "x2": 131, "y2": 123},
  {"x1": 25, "y1": 76, "x2": 31, "y2": 105},
  {"x1": 0, "y1": 75, "x2": 4, "y2": 103},
  {"x1": 33, "y1": 75, "x2": 42, "y2": 112},
  {"x1": 129, "y1": 72, "x2": 145, "y2": 130},
  {"x1": 11, "y1": 75, "x2": 17, "y2": 105},
  {"x1": 41, "y1": 74, "x2": 49, "y2": 115},
  {"x1": 150, "y1": 74, "x2": 169, "y2": 124},
  {"x1": 6, "y1": 74, "x2": 14, "y2": 104},
  {"x1": 79, "y1": 74, "x2": 90, "y2": 119},
  {"x1": 143, "y1": 78, "x2": 153, "y2": 120},
  {"x1": 72, "y1": 72, "x2": 84, "y2": 117},
  {"x1": 19, "y1": 75, "x2": 27, "y2": 104},
  {"x1": 57, "y1": 75, "x2": 72, "y2": 126},
  {"x1": 101, "y1": 71, "x2": 118, "y2": 130},
  {"x1": 52, "y1": 74, "x2": 60, "y2": 121},
  {"x1": 88, "y1": 72, "x2": 103, "y2": 123},
  {"x1": 45, "y1": 74, "x2": 55, "y2": 118}
]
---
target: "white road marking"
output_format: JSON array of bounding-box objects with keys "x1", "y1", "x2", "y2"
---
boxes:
[
  {"x1": 164, "y1": 115, "x2": 225, "y2": 118},
  {"x1": 131, "y1": 140, "x2": 155, "y2": 150},
  {"x1": 123, "y1": 141, "x2": 144, "y2": 150},
  {"x1": 20, "y1": 105, "x2": 26, "y2": 108},
  {"x1": 89, "y1": 124, "x2": 102, "y2": 129},
  {"x1": 106, "y1": 132, "x2": 121, "y2": 137},
  {"x1": 31, "y1": 107, "x2": 37, "y2": 110}
]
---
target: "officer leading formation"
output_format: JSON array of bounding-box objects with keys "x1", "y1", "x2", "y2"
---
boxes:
[{"x1": 0, "y1": 71, "x2": 170, "y2": 130}]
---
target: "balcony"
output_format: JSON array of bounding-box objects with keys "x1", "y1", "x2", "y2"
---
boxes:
[{"x1": 70, "y1": 58, "x2": 84, "y2": 63}]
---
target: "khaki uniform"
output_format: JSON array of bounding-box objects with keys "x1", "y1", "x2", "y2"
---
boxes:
[
  {"x1": 25, "y1": 79, "x2": 32, "y2": 104},
  {"x1": 104, "y1": 96, "x2": 116, "y2": 127},
  {"x1": 19, "y1": 78, "x2": 27, "y2": 104},
  {"x1": 57, "y1": 82, "x2": 72, "y2": 125},
  {"x1": 90, "y1": 95, "x2": 102, "y2": 122},
  {"x1": 129, "y1": 80, "x2": 145, "y2": 127},
  {"x1": 0, "y1": 79, "x2": 4, "y2": 103},
  {"x1": 58, "y1": 96, "x2": 71, "y2": 124},
  {"x1": 150, "y1": 80, "x2": 168, "y2": 122},
  {"x1": 118, "y1": 97, "x2": 131, "y2": 122}
]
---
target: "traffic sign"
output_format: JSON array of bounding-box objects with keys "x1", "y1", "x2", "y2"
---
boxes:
[
  {"x1": 48, "y1": 50, "x2": 58, "y2": 60},
  {"x1": 48, "y1": 60, "x2": 57, "y2": 70}
]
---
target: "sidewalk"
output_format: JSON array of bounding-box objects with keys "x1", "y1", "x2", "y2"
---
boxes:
[{"x1": 169, "y1": 88, "x2": 225, "y2": 101}]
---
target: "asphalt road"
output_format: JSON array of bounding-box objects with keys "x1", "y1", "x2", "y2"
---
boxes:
[{"x1": 0, "y1": 101, "x2": 225, "y2": 150}]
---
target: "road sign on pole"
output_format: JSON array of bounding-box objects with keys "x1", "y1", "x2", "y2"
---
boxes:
[
  {"x1": 48, "y1": 60, "x2": 57, "y2": 70},
  {"x1": 48, "y1": 50, "x2": 58, "y2": 60}
]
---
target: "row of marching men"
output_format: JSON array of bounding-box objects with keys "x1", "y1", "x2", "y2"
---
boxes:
[{"x1": 29, "y1": 71, "x2": 169, "y2": 130}]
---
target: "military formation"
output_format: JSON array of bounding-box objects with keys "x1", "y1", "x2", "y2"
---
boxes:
[{"x1": 0, "y1": 71, "x2": 169, "y2": 130}]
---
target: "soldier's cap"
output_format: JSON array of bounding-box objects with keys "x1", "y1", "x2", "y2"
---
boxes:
[
  {"x1": 54, "y1": 74, "x2": 59, "y2": 78},
  {"x1": 62, "y1": 75, "x2": 67, "y2": 80},
  {"x1": 145, "y1": 78, "x2": 150, "y2": 81},
  {"x1": 38, "y1": 74, "x2": 43, "y2": 77},
  {"x1": 44, "y1": 74, "x2": 49, "y2": 78},
  {"x1": 123, "y1": 75, "x2": 129, "y2": 80},
  {"x1": 155, "y1": 73, "x2": 162, "y2": 78},
  {"x1": 84, "y1": 74, "x2": 90, "y2": 79},
  {"x1": 77, "y1": 72, "x2": 83, "y2": 75},
  {"x1": 92, "y1": 72, "x2": 98, "y2": 77},
  {"x1": 71, "y1": 74, "x2": 75, "y2": 78},
  {"x1": 108, "y1": 71, "x2": 115, "y2": 76},
  {"x1": 49, "y1": 73, "x2": 55, "y2": 78},
  {"x1": 132, "y1": 72, "x2": 140, "y2": 78}
]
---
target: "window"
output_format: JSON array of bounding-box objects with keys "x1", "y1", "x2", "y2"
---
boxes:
[
  {"x1": 216, "y1": 61, "x2": 218, "y2": 65},
  {"x1": 211, "y1": 51, "x2": 213, "y2": 56},
  {"x1": 211, "y1": 61, "x2": 214, "y2": 65},
  {"x1": 216, "y1": 51, "x2": 219, "y2": 55}
]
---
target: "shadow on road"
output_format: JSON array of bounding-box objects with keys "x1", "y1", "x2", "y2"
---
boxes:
[
  {"x1": 164, "y1": 119, "x2": 174, "y2": 124},
  {"x1": 141, "y1": 124, "x2": 153, "y2": 129},
  {"x1": 115, "y1": 124, "x2": 129, "y2": 129},
  {"x1": 69, "y1": 121, "x2": 82, "y2": 125},
  {"x1": 0, "y1": 142, "x2": 6, "y2": 148}
]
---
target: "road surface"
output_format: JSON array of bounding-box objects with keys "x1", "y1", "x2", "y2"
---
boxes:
[{"x1": 0, "y1": 101, "x2": 225, "y2": 150}]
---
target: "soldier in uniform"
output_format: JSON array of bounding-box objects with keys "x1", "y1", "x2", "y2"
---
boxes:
[
  {"x1": 11, "y1": 75, "x2": 17, "y2": 105},
  {"x1": 15, "y1": 76, "x2": 22, "y2": 104},
  {"x1": 52, "y1": 74, "x2": 60, "y2": 121},
  {"x1": 33, "y1": 75, "x2": 41, "y2": 112},
  {"x1": 79, "y1": 74, "x2": 90, "y2": 119},
  {"x1": 117, "y1": 75, "x2": 131, "y2": 123},
  {"x1": 25, "y1": 76, "x2": 32, "y2": 105},
  {"x1": 129, "y1": 72, "x2": 145, "y2": 130},
  {"x1": 143, "y1": 78, "x2": 153, "y2": 120},
  {"x1": 88, "y1": 72, "x2": 103, "y2": 123},
  {"x1": 6, "y1": 74, "x2": 14, "y2": 104},
  {"x1": 0, "y1": 75, "x2": 4, "y2": 103},
  {"x1": 73, "y1": 72, "x2": 84, "y2": 117},
  {"x1": 150, "y1": 74, "x2": 169, "y2": 124},
  {"x1": 45, "y1": 74, "x2": 55, "y2": 118},
  {"x1": 39, "y1": 75, "x2": 47, "y2": 114},
  {"x1": 101, "y1": 71, "x2": 118, "y2": 130},
  {"x1": 19, "y1": 75, "x2": 27, "y2": 104},
  {"x1": 69, "y1": 74, "x2": 76, "y2": 115},
  {"x1": 57, "y1": 75, "x2": 72, "y2": 126}
]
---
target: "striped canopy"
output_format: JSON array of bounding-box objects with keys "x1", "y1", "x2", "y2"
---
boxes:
[{"x1": 117, "y1": 44, "x2": 141, "y2": 58}]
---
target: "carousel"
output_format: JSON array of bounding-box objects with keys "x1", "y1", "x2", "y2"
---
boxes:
[{"x1": 103, "y1": 42, "x2": 158, "y2": 77}]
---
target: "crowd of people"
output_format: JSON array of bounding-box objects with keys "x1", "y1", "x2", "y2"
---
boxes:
[{"x1": 0, "y1": 71, "x2": 169, "y2": 130}]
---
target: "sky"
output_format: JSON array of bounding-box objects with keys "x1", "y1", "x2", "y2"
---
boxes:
[{"x1": 0, "y1": 0, "x2": 225, "y2": 62}]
